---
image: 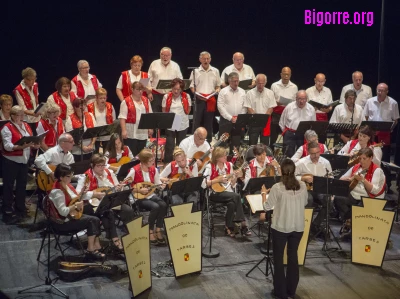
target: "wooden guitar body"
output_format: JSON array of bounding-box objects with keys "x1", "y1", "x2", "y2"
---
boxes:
[
  {"x1": 37, "y1": 164, "x2": 56, "y2": 191},
  {"x1": 132, "y1": 182, "x2": 159, "y2": 200}
]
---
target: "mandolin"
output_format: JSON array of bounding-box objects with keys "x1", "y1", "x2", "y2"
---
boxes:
[
  {"x1": 211, "y1": 161, "x2": 249, "y2": 193},
  {"x1": 132, "y1": 182, "x2": 163, "y2": 200},
  {"x1": 68, "y1": 175, "x2": 89, "y2": 220},
  {"x1": 108, "y1": 141, "x2": 157, "y2": 171},
  {"x1": 349, "y1": 169, "x2": 368, "y2": 191},
  {"x1": 348, "y1": 142, "x2": 384, "y2": 166},
  {"x1": 37, "y1": 164, "x2": 56, "y2": 191},
  {"x1": 89, "y1": 177, "x2": 133, "y2": 207}
]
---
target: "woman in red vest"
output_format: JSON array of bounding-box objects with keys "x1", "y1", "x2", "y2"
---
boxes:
[
  {"x1": 71, "y1": 60, "x2": 102, "y2": 105},
  {"x1": 0, "y1": 94, "x2": 13, "y2": 120},
  {"x1": 48, "y1": 163, "x2": 105, "y2": 261},
  {"x1": 162, "y1": 78, "x2": 192, "y2": 163},
  {"x1": 116, "y1": 55, "x2": 151, "y2": 101},
  {"x1": 1, "y1": 106, "x2": 40, "y2": 223},
  {"x1": 202, "y1": 147, "x2": 251, "y2": 237},
  {"x1": 125, "y1": 148, "x2": 167, "y2": 245},
  {"x1": 36, "y1": 104, "x2": 65, "y2": 152},
  {"x1": 119, "y1": 82, "x2": 153, "y2": 156},
  {"x1": 65, "y1": 98, "x2": 97, "y2": 161},
  {"x1": 46, "y1": 77, "x2": 76, "y2": 123},
  {"x1": 104, "y1": 133, "x2": 134, "y2": 173}
]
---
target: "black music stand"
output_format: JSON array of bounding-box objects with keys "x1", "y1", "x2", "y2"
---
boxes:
[
  {"x1": 15, "y1": 130, "x2": 48, "y2": 145},
  {"x1": 67, "y1": 127, "x2": 85, "y2": 161},
  {"x1": 117, "y1": 160, "x2": 140, "y2": 181},
  {"x1": 326, "y1": 123, "x2": 358, "y2": 136},
  {"x1": 82, "y1": 121, "x2": 120, "y2": 140},
  {"x1": 169, "y1": 176, "x2": 203, "y2": 210},
  {"x1": 96, "y1": 189, "x2": 132, "y2": 216},
  {"x1": 138, "y1": 113, "x2": 175, "y2": 168},
  {"x1": 360, "y1": 121, "x2": 393, "y2": 133},
  {"x1": 313, "y1": 176, "x2": 350, "y2": 261},
  {"x1": 296, "y1": 121, "x2": 329, "y2": 139},
  {"x1": 236, "y1": 114, "x2": 270, "y2": 140},
  {"x1": 320, "y1": 154, "x2": 350, "y2": 175},
  {"x1": 70, "y1": 160, "x2": 91, "y2": 175}
]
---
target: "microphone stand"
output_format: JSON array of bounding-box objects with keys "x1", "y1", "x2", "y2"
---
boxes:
[
  {"x1": 188, "y1": 67, "x2": 198, "y2": 133},
  {"x1": 79, "y1": 99, "x2": 85, "y2": 161}
]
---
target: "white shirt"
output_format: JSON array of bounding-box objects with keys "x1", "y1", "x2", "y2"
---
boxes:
[
  {"x1": 15, "y1": 81, "x2": 41, "y2": 123},
  {"x1": 340, "y1": 166, "x2": 385, "y2": 200},
  {"x1": 339, "y1": 84, "x2": 372, "y2": 108},
  {"x1": 1, "y1": 121, "x2": 32, "y2": 164},
  {"x1": 49, "y1": 185, "x2": 88, "y2": 221},
  {"x1": 189, "y1": 65, "x2": 221, "y2": 93},
  {"x1": 271, "y1": 80, "x2": 298, "y2": 104},
  {"x1": 35, "y1": 145, "x2": 75, "y2": 174},
  {"x1": 116, "y1": 70, "x2": 151, "y2": 90},
  {"x1": 329, "y1": 103, "x2": 364, "y2": 127},
  {"x1": 279, "y1": 102, "x2": 316, "y2": 131},
  {"x1": 220, "y1": 64, "x2": 255, "y2": 83},
  {"x1": 179, "y1": 135, "x2": 210, "y2": 158},
  {"x1": 363, "y1": 96, "x2": 400, "y2": 123},
  {"x1": 65, "y1": 112, "x2": 97, "y2": 155},
  {"x1": 217, "y1": 86, "x2": 247, "y2": 121},
  {"x1": 201, "y1": 162, "x2": 235, "y2": 192},
  {"x1": 162, "y1": 94, "x2": 192, "y2": 131},
  {"x1": 91, "y1": 102, "x2": 116, "y2": 141},
  {"x1": 160, "y1": 159, "x2": 199, "y2": 178},
  {"x1": 295, "y1": 155, "x2": 332, "y2": 177},
  {"x1": 291, "y1": 144, "x2": 328, "y2": 163},
  {"x1": 46, "y1": 93, "x2": 75, "y2": 121},
  {"x1": 264, "y1": 182, "x2": 308, "y2": 233},
  {"x1": 76, "y1": 169, "x2": 119, "y2": 199},
  {"x1": 148, "y1": 59, "x2": 183, "y2": 94},
  {"x1": 244, "y1": 87, "x2": 277, "y2": 113},
  {"x1": 0, "y1": 110, "x2": 11, "y2": 120},
  {"x1": 125, "y1": 165, "x2": 162, "y2": 200},
  {"x1": 305, "y1": 86, "x2": 333, "y2": 114},
  {"x1": 70, "y1": 74, "x2": 102, "y2": 104},
  {"x1": 118, "y1": 99, "x2": 153, "y2": 140}
]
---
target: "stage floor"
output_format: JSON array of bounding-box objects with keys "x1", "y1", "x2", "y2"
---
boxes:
[{"x1": 1, "y1": 193, "x2": 400, "y2": 299}]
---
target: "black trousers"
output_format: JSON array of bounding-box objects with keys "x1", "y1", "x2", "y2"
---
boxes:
[
  {"x1": 150, "y1": 93, "x2": 163, "y2": 113},
  {"x1": 193, "y1": 99, "x2": 215, "y2": 143},
  {"x1": 124, "y1": 138, "x2": 147, "y2": 157},
  {"x1": 283, "y1": 131, "x2": 303, "y2": 158},
  {"x1": 219, "y1": 118, "x2": 242, "y2": 153},
  {"x1": 136, "y1": 195, "x2": 168, "y2": 229},
  {"x1": 164, "y1": 129, "x2": 187, "y2": 163},
  {"x1": 248, "y1": 126, "x2": 270, "y2": 146},
  {"x1": 209, "y1": 191, "x2": 244, "y2": 228},
  {"x1": 270, "y1": 112, "x2": 281, "y2": 147},
  {"x1": 308, "y1": 192, "x2": 330, "y2": 227},
  {"x1": 2, "y1": 158, "x2": 28, "y2": 213},
  {"x1": 84, "y1": 205, "x2": 118, "y2": 240},
  {"x1": 334, "y1": 194, "x2": 359, "y2": 221},
  {"x1": 272, "y1": 229, "x2": 303, "y2": 299},
  {"x1": 51, "y1": 214, "x2": 101, "y2": 237}
]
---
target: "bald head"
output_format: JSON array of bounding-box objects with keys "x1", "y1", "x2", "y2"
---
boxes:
[
  {"x1": 314, "y1": 73, "x2": 326, "y2": 91},
  {"x1": 280, "y1": 67, "x2": 292, "y2": 84},
  {"x1": 195, "y1": 127, "x2": 207, "y2": 137},
  {"x1": 194, "y1": 127, "x2": 208, "y2": 146},
  {"x1": 352, "y1": 71, "x2": 363, "y2": 90},
  {"x1": 232, "y1": 52, "x2": 245, "y2": 70},
  {"x1": 376, "y1": 83, "x2": 389, "y2": 101}
]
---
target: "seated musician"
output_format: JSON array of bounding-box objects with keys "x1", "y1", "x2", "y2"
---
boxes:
[
  {"x1": 291, "y1": 130, "x2": 328, "y2": 163},
  {"x1": 0, "y1": 94, "x2": 13, "y2": 120},
  {"x1": 48, "y1": 163, "x2": 105, "y2": 260},
  {"x1": 338, "y1": 125, "x2": 382, "y2": 166},
  {"x1": 202, "y1": 147, "x2": 251, "y2": 237},
  {"x1": 105, "y1": 133, "x2": 134, "y2": 173},
  {"x1": 36, "y1": 103, "x2": 65, "y2": 152},
  {"x1": 76, "y1": 154, "x2": 135, "y2": 251},
  {"x1": 87, "y1": 88, "x2": 116, "y2": 151},
  {"x1": 160, "y1": 147, "x2": 199, "y2": 211},
  {"x1": 295, "y1": 141, "x2": 332, "y2": 234},
  {"x1": 334, "y1": 148, "x2": 385, "y2": 238},
  {"x1": 65, "y1": 98, "x2": 97, "y2": 161},
  {"x1": 179, "y1": 127, "x2": 210, "y2": 169},
  {"x1": 243, "y1": 144, "x2": 281, "y2": 222},
  {"x1": 125, "y1": 148, "x2": 167, "y2": 245}
]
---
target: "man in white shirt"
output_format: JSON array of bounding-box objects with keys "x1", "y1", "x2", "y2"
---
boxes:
[
  {"x1": 270, "y1": 67, "x2": 298, "y2": 146},
  {"x1": 364, "y1": 83, "x2": 399, "y2": 162},
  {"x1": 220, "y1": 52, "x2": 255, "y2": 88},
  {"x1": 148, "y1": 47, "x2": 183, "y2": 112},
  {"x1": 330, "y1": 90, "x2": 363, "y2": 144},
  {"x1": 179, "y1": 127, "x2": 210, "y2": 162},
  {"x1": 71, "y1": 60, "x2": 102, "y2": 105},
  {"x1": 306, "y1": 73, "x2": 333, "y2": 122},
  {"x1": 244, "y1": 74, "x2": 276, "y2": 145},
  {"x1": 295, "y1": 141, "x2": 332, "y2": 233},
  {"x1": 339, "y1": 71, "x2": 372, "y2": 108},
  {"x1": 189, "y1": 51, "x2": 221, "y2": 142},
  {"x1": 217, "y1": 72, "x2": 247, "y2": 152},
  {"x1": 279, "y1": 90, "x2": 316, "y2": 157}
]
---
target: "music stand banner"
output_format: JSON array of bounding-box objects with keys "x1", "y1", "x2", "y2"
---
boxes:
[
  {"x1": 351, "y1": 197, "x2": 395, "y2": 267},
  {"x1": 164, "y1": 202, "x2": 202, "y2": 278},
  {"x1": 121, "y1": 217, "x2": 151, "y2": 297},
  {"x1": 284, "y1": 208, "x2": 313, "y2": 266}
]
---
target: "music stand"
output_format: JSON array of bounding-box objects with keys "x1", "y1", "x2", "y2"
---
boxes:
[
  {"x1": 320, "y1": 154, "x2": 350, "y2": 175},
  {"x1": 360, "y1": 121, "x2": 393, "y2": 132},
  {"x1": 82, "y1": 121, "x2": 120, "y2": 140},
  {"x1": 313, "y1": 176, "x2": 350, "y2": 261},
  {"x1": 326, "y1": 123, "x2": 358, "y2": 135},
  {"x1": 67, "y1": 127, "x2": 85, "y2": 161},
  {"x1": 296, "y1": 121, "x2": 329, "y2": 139},
  {"x1": 138, "y1": 113, "x2": 175, "y2": 168},
  {"x1": 117, "y1": 160, "x2": 140, "y2": 181},
  {"x1": 168, "y1": 176, "x2": 203, "y2": 210},
  {"x1": 156, "y1": 79, "x2": 191, "y2": 91},
  {"x1": 96, "y1": 189, "x2": 132, "y2": 216},
  {"x1": 70, "y1": 160, "x2": 91, "y2": 175}
]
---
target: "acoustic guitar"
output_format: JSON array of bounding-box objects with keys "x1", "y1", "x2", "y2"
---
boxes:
[
  {"x1": 349, "y1": 169, "x2": 368, "y2": 191},
  {"x1": 348, "y1": 142, "x2": 384, "y2": 166},
  {"x1": 132, "y1": 182, "x2": 163, "y2": 200},
  {"x1": 37, "y1": 164, "x2": 56, "y2": 191},
  {"x1": 211, "y1": 161, "x2": 249, "y2": 193}
]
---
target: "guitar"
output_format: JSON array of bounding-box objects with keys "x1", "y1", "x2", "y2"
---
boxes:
[
  {"x1": 37, "y1": 164, "x2": 56, "y2": 191},
  {"x1": 108, "y1": 141, "x2": 157, "y2": 170},
  {"x1": 349, "y1": 169, "x2": 368, "y2": 191},
  {"x1": 68, "y1": 175, "x2": 89, "y2": 220},
  {"x1": 211, "y1": 161, "x2": 249, "y2": 193},
  {"x1": 348, "y1": 142, "x2": 384, "y2": 166},
  {"x1": 57, "y1": 262, "x2": 118, "y2": 282},
  {"x1": 132, "y1": 182, "x2": 163, "y2": 200},
  {"x1": 324, "y1": 142, "x2": 344, "y2": 154},
  {"x1": 89, "y1": 177, "x2": 133, "y2": 207},
  {"x1": 192, "y1": 133, "x2": 229, "y2": 173},
  {"x1": 167, "y1": 159, "x2": 197, "y2": 188}
]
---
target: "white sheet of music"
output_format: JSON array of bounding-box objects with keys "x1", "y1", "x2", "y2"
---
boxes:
[
  {"x1": 171, "y1": 114, "x2": 182, "y2": 131},
  {"x1": 139, "y1": 78, "x2": 150, "y2": 86},
  {"x1": 246, "y1": 194, "x2": 270, "y2": 213}
]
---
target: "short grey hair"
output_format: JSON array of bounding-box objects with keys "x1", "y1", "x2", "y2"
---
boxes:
[
  {"x1": 256, "y1": 74, "x2": 267, "y2": 82},
  {"x1": 160, "y1": 47, "x2": 172, "y2": 54},
  {"x1": 199, "y1": 51, "x2": 211, "y2": 58},
  {"x1": 77, "y1": 60, "x2": 89, "y2": 69},
  {"x1": 304, "y1": 130, "x2": 318, "y2": 141},
  {"x1": 58, "y1": 133, "x2": 72, "y2": 143},
  {"x1": 352, "y1": 71, "x2": 363, "y2": 79},
  {"x1": 228, "y1": 72, "x2": 239, "y2": 81}
]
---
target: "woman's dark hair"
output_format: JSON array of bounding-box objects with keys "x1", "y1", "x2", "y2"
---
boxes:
[
  {"x1": 55, "y1": 77, "x2": 71, "y2": 93},
  {"x1": 358, "y1": 125, "x2": 375, "y2": 142},
  {"x1": 105, "y1": 133, "x2": 124, "y2": 158},
  {"x1": 253, "y1": 144, "x2": 267, "y2": 156},
  {"x1": 280, "y1": 159, "x2": 300, "y2": 191},
  {"x1": 54, "y1": 163, "x2": 73, "y2": 181},
  {"x1": 358, "y1": 147, "x2": 373, "y2": 158},
  {"x1": 170, "y1": 78, "x2": 185, "y2": 90}
]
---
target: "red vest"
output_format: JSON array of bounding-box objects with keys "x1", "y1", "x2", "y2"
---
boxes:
[
  {"x1": 70, "y1": 112, "x2": 95, "y2": 129},
  {"x1": 348, "y1": 139, "x2": 359, "y2": 154},
  {"x1": 248, "y1": 157, "x2": 273, "y2": 178},
  {"x1": 48, "y1": 181, "x2": 78, "y2": 221},
  {"x1": 210, "y1": 163, "x2": 231, "y2": 180},
  {"x1": 125, "y1": 96, "x2": 150, "y2": 124},
  {"x1": 169, "y1": 160, "x2": 194, "y2": 178},
  {"x1": 14, "y1": 83, "x2": 39, "y2": 110},
  {"x1": 52, "y1": 91, "x2": 76, "y2": 120},
  {"x1": 2, "y1": 122, "x2": 33, "y2": 156},
  {"x1": 198, "y1": 93, "x2": 217, "y2": 112},
  {"x1": 302, "y1": 143, "x2": 325, "y2": 158},
  {"x1": 71, "y1": 75, "x2": 99, "y2": 98},
  {"x1": 87, "y1": 102, "x2": 114, "y2": 124},
  {"x1": 38, "y1": 118, "x2": 65, "y2": 147},
  {"x1": 85, "y1": 168, "x2": 114, "y2": 191},
  {"x1": 131, "y1": 163, "x2": 156, "y2": 186},
  {"x1": 108, "y1": 146, "x2": 130, "y2": 164},
  {"x1": 165, "y1": 92, "x2": 190, "y2": 115},
  {"x1": 351, "y1": 163, "x2": 386, "y2": 198},
  {"x1": 121, "y1": 71, "x2": 148, "y2": 98}
]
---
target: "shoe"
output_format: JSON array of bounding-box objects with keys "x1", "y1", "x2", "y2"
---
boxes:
[
  {"x1": 155, "y1": 232, "x2": 166, "y2": 245},
  {"x1": 339, "y1": 219, "x2": 351, "y2": 236},
  {"x1": 241, "y1": 226, "x2": 251, "y2": 236},
  {"x1": 85, "y1": 250, "x2": 106, "y2": 261},
  {"x1": 149, "y1": 233, "x2": 158, "y2": 245},
  {"x1": 112, "y1": 239, "x2": 124, "y2": 252},
  {"x1": 3, "y1": 212, "x2": 19, "y2": 225},
  {"x1": 224, "y1": 227, "x2": 235, "y2": 238}
]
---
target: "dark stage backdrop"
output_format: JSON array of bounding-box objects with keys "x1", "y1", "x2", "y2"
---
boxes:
[{"x1": 1, "y1": 1, "x2": 398, "y2": 126}]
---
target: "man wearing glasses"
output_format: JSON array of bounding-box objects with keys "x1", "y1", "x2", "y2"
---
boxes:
[{"x1": 179, "y1": 127, "x2": 210, "y2": 168}]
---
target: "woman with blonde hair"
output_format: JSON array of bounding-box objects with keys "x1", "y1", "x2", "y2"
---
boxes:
[
  {"x1": 36, "y1": 103, "x2": 65, "y2": 151},
  {"x1": 0, "y1": 94, "x2": 13, "y2": 120}
]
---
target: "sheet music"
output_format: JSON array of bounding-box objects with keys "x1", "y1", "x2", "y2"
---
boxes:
[
  {"x1": 34, "y1": 102, "x2": 46, "y2": 114},
  {"x1": 171, "y1": 114, "x2": 182, "y2": 131},
  {"x1": 139, "y1": 77, "x2": 150, "y2": 87},
  {"x1": 246, "y1": 194, "x2": 271, "y2": 213},
  {"x1": 278, "y1": 96, "x2": 293, "y2": 105}
]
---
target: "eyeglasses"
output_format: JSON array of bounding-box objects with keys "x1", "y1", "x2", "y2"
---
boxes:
[
  {"x1": 95, "y1": 164, "x2": 107, "y2": 168},
  {"x1": 63, "y1": 140, "x2": 74, "y2": 144},
  {"x1": 134, "y1": 88, "x2": 143, "y2": 91},
  {"x1": 195, "y1": 135, "x2": 206, "y2": 141}
]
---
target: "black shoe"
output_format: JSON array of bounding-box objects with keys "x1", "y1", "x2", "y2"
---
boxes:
[
  {"x1": 3, "y1": 212, "x2": 19, "y2": 225},
  {"x1": 271, "y1": 289, "x2": 287, "y2": 299},
  {"x1": 85, "y1": 250, "x2": 106, "y2": 261}
]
